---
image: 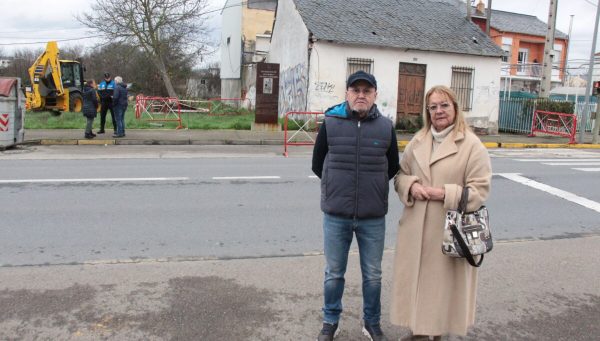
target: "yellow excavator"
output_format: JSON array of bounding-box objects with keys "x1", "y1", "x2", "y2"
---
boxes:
[{"x1": 25, "y1": 41, "x2": 84, "y2": 112}]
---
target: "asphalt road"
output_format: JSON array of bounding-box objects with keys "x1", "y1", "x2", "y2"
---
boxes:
[
  {"x1": 0, "y1": 145, "x2": 599, "y2": 340},
  {"x1": 1, "y1": 145, "x2": 599, "y2": 266}
]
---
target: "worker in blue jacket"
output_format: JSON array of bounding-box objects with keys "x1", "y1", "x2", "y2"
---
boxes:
[{"x1": 97, "y1": 72, "x2": 115, "y2": 134}]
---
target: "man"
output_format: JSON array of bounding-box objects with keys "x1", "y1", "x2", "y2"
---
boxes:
[
  {"x1": 97, "y1": 72, "x2": 115, "y2": 134},
  {"x1": 312, "y1": 71, "x2": 399, "y2": 341},
  {"x1": 112, "y1": 76, "x2": 128, "y2": 138}
]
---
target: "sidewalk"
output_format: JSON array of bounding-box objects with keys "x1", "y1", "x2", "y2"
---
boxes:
[
  {"x1": 1, "y1": 236, "x2": 598, "y2": 340},
  {"x1": 20, "y1": 129, "x2": 600, "y2": 149}
]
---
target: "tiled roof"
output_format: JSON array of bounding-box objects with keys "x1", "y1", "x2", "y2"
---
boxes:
[
  {"x1": 488, "y1": 9, "x2": 568, "y2": 39},
  {"x1": 292, "y1": 0, "x2": 503, "y2": 57}
]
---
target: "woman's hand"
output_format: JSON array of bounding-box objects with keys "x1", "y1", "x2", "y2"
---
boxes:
[
  {"x1": 410, "y1": 182, "x2": 430, "y2": 201},
  {"x1": 410, "y1": 183, "x2": 445, "y2": 201},
  {"x1": 425, "y1": 186, "x2": 445, "y2": 201}
]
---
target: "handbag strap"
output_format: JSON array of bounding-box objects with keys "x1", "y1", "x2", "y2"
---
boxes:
[
  {"x1": 458, "y1": 186, "x2": 469, "y2": 213},
  {"x1": 449, "y1": 220, "x2": 484, "y2": 267}
]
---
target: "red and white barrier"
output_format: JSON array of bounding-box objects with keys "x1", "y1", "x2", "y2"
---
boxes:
[
  {"x1": 528, "y1": 110, "x2": 577, "y2": 144},
  {"x1": 135, "y1": 95, "x2": 184, "y2": 129},
  {"x1": 283, "y1": 111, "x2": 324, "y2": 157}
]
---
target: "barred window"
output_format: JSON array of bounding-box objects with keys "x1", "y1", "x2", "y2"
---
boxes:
[
  {"x1": 451, "y1": 66, "x2": 474, "y2": 111},
  {"x1": 347, "y1": 58, "x2": 373, "y2": 77}
]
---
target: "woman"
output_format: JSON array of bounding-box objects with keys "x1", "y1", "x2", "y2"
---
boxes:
[
  {"x1": 82, "y1": 79, "x2": 98, "y2": 139},
  {"x1": 112, "y1": 76, "x2": 128, "y2": 138},
  {"x1": 390, "y1": 85, "x2": 492, "y2": 340}
]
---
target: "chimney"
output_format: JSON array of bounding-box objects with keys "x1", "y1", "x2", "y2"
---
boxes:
[{"x1": 476, "y1": 0, "x2": 486, "y2": 16}]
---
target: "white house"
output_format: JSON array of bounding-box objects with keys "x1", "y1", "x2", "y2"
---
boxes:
[{"x1": 268, "y1": 0, "x2": 504, "y2": 134}]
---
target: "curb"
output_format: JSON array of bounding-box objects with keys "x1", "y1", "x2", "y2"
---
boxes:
[{"x1": 22, "y1": 139, "x2": 600, "y2": 149}]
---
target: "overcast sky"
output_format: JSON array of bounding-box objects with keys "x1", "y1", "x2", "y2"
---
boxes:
[{"x1": 0, "y1": 0, "x2": 597, "y2": 70}]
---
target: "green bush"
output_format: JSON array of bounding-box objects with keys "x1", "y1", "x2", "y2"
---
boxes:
[
  {"x1": 395, "y1": 115, "x2": 423, "y2": 133},
  {"x1": 521, "y1": 98, "x2": 575, "y2": 120},
  {"x1": 535, "y1": 99, "x2": 574, "y2": 114}
]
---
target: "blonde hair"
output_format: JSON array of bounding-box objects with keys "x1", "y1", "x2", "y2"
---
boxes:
[
  {"x1": 420, "y1": 85, "x2": 469, "y2": 134},
  {"x1": 114, "y1": 76, "x2": 123, "y2": 84}
]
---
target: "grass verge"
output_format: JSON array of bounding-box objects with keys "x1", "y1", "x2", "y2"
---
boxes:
[{"x1": 24, "y1": 108, "x2": 256, "y2": 130}]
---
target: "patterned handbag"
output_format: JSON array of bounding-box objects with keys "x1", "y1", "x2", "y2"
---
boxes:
[{"x1": 442, "y1": 187, "x2": 493, "y2": 267}]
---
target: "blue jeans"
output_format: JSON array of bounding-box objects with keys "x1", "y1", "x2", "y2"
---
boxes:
[
  {"x1": 322, "y1": 213, "x2": 386, "y2": 326},
  {"x1": 114, "y1": 105, "x2": 127, "y2": 135}
]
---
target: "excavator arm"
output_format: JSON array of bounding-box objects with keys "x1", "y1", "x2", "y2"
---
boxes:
[{"x1": 26, "y1": 41, "x2": 65, "y2": 110}]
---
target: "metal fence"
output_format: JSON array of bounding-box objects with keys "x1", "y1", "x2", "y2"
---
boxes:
[{"x1": 499, "y1": 98, "x2": 597, "y2": 134}]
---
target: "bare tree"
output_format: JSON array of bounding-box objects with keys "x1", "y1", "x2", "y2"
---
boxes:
[{"x1": 78, "y1": 0, "x2": 212, "y2": 98}]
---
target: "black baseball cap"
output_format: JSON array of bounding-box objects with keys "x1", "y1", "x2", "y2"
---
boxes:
[
  {"x1": 104, "y1": 72, "x2": 110, "y2": 78},
  {"x1": 347, "y1": 71, "x2": 377, "y2": 89}
]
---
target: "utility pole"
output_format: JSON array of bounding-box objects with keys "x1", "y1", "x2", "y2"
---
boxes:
[
  {"x1": 579, "y1": 0, "x2": 600, "y2": 143},
  {"x1": 563, "y1": 14, "x2": 574, "y2": 86},
  {"x1": 540, "y1": 0, "x2": 559, "y2": 97}
]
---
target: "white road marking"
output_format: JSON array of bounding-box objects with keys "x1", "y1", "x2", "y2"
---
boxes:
[
  {"x1": 212, "y1": 176, "x2": 281, "y2": 180},
  {"x1": 514, "y1": 158, "x2": 600, "y2": 162},
  {"x1": 309, "y1": 175, "x2": 318, "y2": 179},
  {"x1": 497, "y1": 173, "x2": 600, "y2": 214},
  {"x1": 572, "y1": 168, "x2": 600, "y2": 172},
  {"x1": 0, "y1": 177, "x2": 189, "y2": 184},
  {"x1": 541, "y1": 162, "x2": 600, "y2": 166}
]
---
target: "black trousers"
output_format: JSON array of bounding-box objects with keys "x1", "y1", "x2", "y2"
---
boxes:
[{"x1": 100, "y1": 101, "x2": 116, "y2": 132}]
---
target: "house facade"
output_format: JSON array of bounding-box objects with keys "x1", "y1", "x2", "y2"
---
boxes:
[
  {"x1": 268, "y1": 0, "x2": 503, "y2": 134},
  {"x1": 220, "y1": 0, "x2": 277, "y2": 106},
  {"x1": 470, "y1": 1, "x2": 569, "y2": 96}
]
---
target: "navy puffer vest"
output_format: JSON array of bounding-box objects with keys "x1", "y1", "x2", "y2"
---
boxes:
[{"x1": 321, "y1": 102, "x2": 393, "y2": 218}]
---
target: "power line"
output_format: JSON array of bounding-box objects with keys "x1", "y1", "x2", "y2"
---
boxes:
[
  {"x1": 0, "y1": 35, "x2": 104, "y2": 46},
  {"x1": 0, "y1": 27, "x2": 88, "y2": 34}
]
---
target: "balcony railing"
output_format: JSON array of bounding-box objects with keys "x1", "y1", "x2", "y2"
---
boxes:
[
  {"x1": 501, "y1": 63, "x2": 542, "y2": 77},
  {"x1": 501, "y1": 62, "x2": 563, "y2": 81}
]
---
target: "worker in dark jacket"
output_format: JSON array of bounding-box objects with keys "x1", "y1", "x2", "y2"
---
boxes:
[
  {"x1": 82, "y1": 79, "x2": 98, "y2": 139},
  {"x1": 97, "y1": 72, "x2": 115, "y2": 134},
  {"x1": 112, "y1": 76, "x2": 128, "y2": 138},
  {"x1": 312, "y1": 71, "x2": 399, "y2": 341}
]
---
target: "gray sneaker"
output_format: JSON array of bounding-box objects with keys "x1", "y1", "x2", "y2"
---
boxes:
[
  {"x1": 362, "y1": 322, "x2": 388, "y2": 341},
  {"x1": 317, "y1": 322, "x2": 340, "y2": 341}
]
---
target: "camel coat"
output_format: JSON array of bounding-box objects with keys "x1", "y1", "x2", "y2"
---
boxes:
[{"x1": 390, "y1": 128, "x2": 491, "y2": 336}]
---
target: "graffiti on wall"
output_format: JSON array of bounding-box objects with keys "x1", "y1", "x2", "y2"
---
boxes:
[
  {"x1": 279, "y1": 63, "x2": 308, "y2": 115},
  {"x1": 314, "y1": 81, "x2": 335, "y2": 94}
]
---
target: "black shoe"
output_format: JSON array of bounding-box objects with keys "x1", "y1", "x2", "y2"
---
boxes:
[
  {"x1": 317, "y1": 322, "x2": 339, "y2": 341},
  {"x1": 362, "y1": 323, "x2": 387, "y2": 341},
  {"x1": 97, "y1": 130, "x2": 105, "y2": 134},
  {"x1": 84, "y1": 133, "x2": 94, "y2": 139},
  {"x1": 90, "y1": 132, "x2": 97, "y2": 137}
]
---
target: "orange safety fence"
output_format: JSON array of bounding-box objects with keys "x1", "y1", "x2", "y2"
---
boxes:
[
  {"x1": 283, "y1": 111, "x2": 324, "y2": 157},
  {"x1": 135, "y1": 95, "x2": 184, "y2": 129},
  {"x1": 528, "y1": 110, "x2": 577, "y2": 144}
]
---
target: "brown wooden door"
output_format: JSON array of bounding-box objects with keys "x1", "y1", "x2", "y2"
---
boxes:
[{"x1": 397, "y1": 63, "x2": 426, "y2": 123}]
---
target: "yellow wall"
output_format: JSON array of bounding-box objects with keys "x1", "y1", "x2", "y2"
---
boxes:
[{"x1": 242, "y1": 6, "x2": 275, "y2": 42}]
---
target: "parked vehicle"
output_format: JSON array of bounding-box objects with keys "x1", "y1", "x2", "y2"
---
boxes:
[{"x1": 25, "y1": 41, "x2": 85, "y2": 113}]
